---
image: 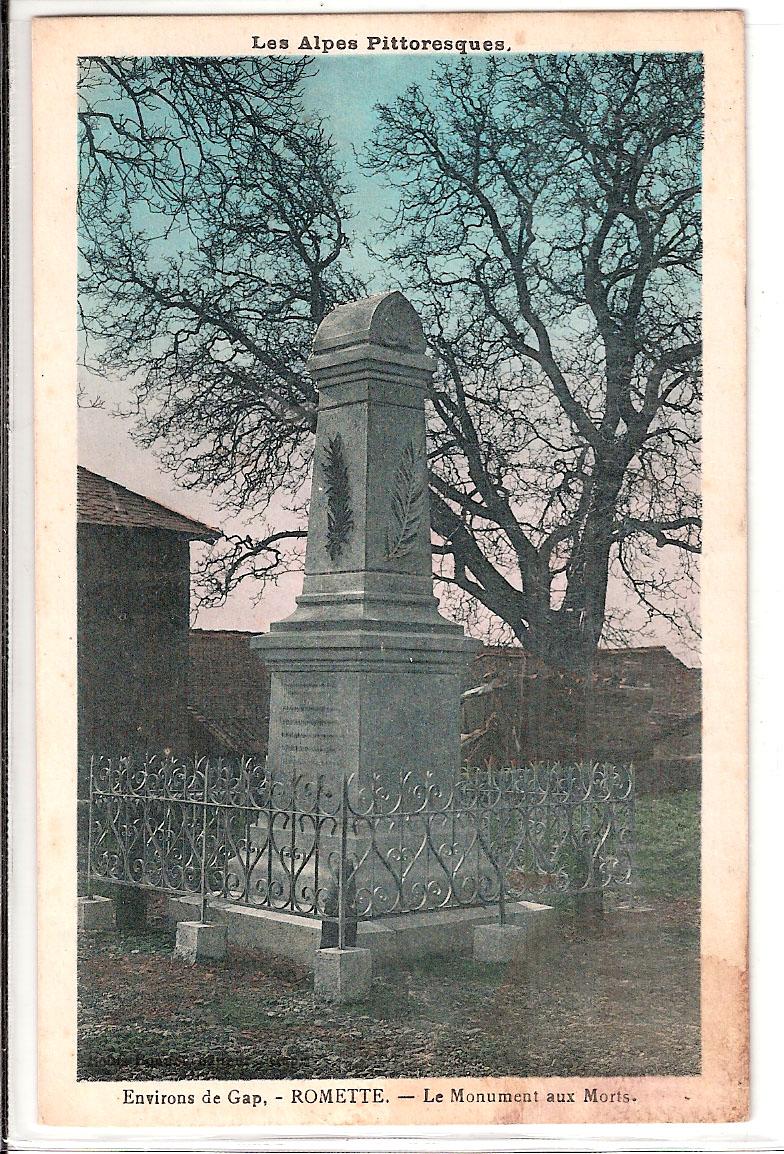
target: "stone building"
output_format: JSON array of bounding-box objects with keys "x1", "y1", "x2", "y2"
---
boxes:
[
  {"x1": 463, "y1": 644, "x2": 701, "y2": 791},
  {"x1": 76, "y1": 454, "x2": 698, "y2": 789},
  {"x1": 187, "y1": 629, "x2": 270, "y2": 759},
  {"x1": 77, "y1": 466, "x2": 218, "y2": 758},
  {"x1": 183, "y1": 626, "x2": 700, "y2": 791}
]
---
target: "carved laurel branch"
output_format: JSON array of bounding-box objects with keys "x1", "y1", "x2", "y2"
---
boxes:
[
  {"x1": 385, "y1": 439, "x2": 425, "y2": 562},
  {"x1": 321, "y1": 433, "x2": 354, "y2": 563}
]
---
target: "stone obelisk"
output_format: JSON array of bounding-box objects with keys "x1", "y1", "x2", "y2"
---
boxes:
[{"x1": 253, "y1": 291, "x2": 479, "y2": 791}]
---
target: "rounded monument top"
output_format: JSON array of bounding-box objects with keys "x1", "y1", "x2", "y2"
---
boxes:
[{"x1": 312, "y1": 291, "x2": 427, "y2": 356}]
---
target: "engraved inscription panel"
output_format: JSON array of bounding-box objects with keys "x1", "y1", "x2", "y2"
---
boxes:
[{"x1": 277, "y1": 677, "x2": 343, "y2": 773}]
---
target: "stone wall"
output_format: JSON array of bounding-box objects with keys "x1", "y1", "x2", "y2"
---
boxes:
[
  {"x1": 196, "y1": 633, "x2": 699, "y2": 791},
  {"x1": 463, "y1": 646, "x2": 701, "y2": 792}
]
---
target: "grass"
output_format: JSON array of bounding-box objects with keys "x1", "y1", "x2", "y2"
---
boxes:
[{"x1": 634, "y1": 789, "x2": 700, "y2": 900}]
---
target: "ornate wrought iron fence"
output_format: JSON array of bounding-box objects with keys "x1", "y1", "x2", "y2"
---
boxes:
[
  {"x1": 83, "y1": 755, "x2": 634, "y2": 935},
  {"x1": 342, "y1": 762, "x2": 634, "y2": 918}
]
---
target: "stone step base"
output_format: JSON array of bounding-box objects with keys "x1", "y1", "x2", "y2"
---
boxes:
[{"x1": 165, "y1": 895, "x2": 556, "y2": 969}]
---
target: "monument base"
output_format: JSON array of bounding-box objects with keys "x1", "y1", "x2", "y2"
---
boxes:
[{"x1": 166, "y1": 896, "x2": 556, "y2": 968}]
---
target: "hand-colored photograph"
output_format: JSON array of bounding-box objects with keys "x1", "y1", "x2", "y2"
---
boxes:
[
  {"x1": 76, "y1": 46, "x2": 700, "y2": 1081},
  {"x1": 30, "y1": 10, "x2": 746, "y2": 1130}
]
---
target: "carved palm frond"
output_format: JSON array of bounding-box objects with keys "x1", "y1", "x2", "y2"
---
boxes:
[
  {"x1": 385, "y1": 439, "x2": 425, "y2": 562},
  {"x1": 321, "y1": 433, "x2": 354, "y2": 563}
]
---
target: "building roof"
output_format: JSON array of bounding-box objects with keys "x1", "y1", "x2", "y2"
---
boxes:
[
  {"x1": 186, "y1": 706, "x2": 268, "y2": 759},
  {"x1": 188, "y1": 630, "x2": 270, "y2": 757},
  {"x1": 77, "y1": 466, "x2": 219, "y2": 542}
]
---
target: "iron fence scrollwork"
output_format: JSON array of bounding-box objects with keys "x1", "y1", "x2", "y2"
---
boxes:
[{"x1": 83, "y1": 755, "x2": 634, "y2": 933}]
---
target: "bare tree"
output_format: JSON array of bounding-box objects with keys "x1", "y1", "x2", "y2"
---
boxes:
[
  {"x1": 79, "y1": 53, "x2": 702, "y2": 669},
  {"x1": 78, "y1": 56, "x2": 362, "y2": 593},
  {"x1": 365, "y1": 53, "x2": 702, "y2": 667}
]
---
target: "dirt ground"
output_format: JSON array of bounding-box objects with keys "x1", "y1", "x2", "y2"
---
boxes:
[{"x1": 77, "y1": 892, "x2": 700, "y2": 1081}]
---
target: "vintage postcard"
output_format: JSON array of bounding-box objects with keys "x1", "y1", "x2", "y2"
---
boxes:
[{"x1": 30, "y1": 8, "x2": 746, "y2": 1133}]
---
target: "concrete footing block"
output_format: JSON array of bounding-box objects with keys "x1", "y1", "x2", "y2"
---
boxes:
[
  {"x1": 506, "y1": 901, "x2": 559, "y2": 945},
  {"x1": 78, "y1": 895, "x2": 116, "y2": 931},
  {"x1": 173, "y1": 920, "x2": 227, "y2": 963},
  {"x1": 314, "y1": 947, "x2": 372, "y2": 1003},
  {"x1": 473, "y1": 922, "x2": 527, "y2": 963}
]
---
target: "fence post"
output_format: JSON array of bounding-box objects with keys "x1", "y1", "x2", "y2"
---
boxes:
[
  {"x1": 199, "y1": 759, "x2": 208, "y2": 924},
  {"x1": 499, "y1": 769, "x2": 508, "y2": 926},
  {"x1": 337, "y1": 774, "x2": 348, "y2": 951},
  {"x1": 474, "y1": 769, "x2": 507, "y2": 927}
]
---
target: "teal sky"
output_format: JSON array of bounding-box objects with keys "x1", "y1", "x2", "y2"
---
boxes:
[
  {"x1": 302, "y1": 54, "x2": 445, "y2": 285},
  {"x1": 79, "y1": 52, "x2": 452, "y2": 288}
]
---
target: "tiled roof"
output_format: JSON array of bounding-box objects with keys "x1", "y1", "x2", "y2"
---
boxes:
[
  {"x1": 189, "y1": 630, "x2": 268, "y2": 700},
  {"x1": 186, "y1": 706, "x2": 268, "y2": 758},
  {"x1": 188, "y1": 630, "x2": 270, "y2": 756},
  {"x1": 77, "y1": 466, "x2": 219, "y2": 541}
]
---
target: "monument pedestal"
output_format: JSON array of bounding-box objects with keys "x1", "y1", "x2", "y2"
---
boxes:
[
  {"x1": 253, "y1": 292, "x2": 479, "y2": 797},
  {"x1": 258, "y1": 624, "x2": 472, "y2": 793},
  {"x1": 253, "y1": 292, "x2": 481, "y2": 946}
]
